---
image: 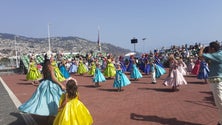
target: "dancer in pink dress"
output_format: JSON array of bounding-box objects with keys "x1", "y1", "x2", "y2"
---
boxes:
[{"x1": 163, "y1": 55, "x2": 187, "y2": 91}]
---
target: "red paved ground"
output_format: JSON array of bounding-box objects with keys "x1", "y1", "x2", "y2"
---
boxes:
[{"x1": 1, "y1": 71, "x2": 219, "y2": 125}]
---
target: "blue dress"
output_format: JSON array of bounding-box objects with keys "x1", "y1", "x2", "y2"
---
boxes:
[
  {"x1": 155, "y1": 64, "x2": 166, "y2": 78},
  {"x1": 120, "y1": 61, "x2": 127, "y2": 73},
  {"x1": 18, "y1": 79, "x2": 64, "y2": 116},
  {"x1": 144, "y1": 63, "x2": 151, "y2": 75},
  {"x1": 59, "y1": 64, "x2": 70, "y2": 79},
  {"x1": 197, "y1": 61, "x2": 209, "y2": 79},
  {"x1": 68, "y1": 62, "x2": 78, "y2": 73},
  {"x1": 127, "y1": 59, "x2": 134, "y2": 72},
  {"x1": 155, "y1": 56, "x2": 164, "y2": 68},
  {"x1": 113, "y1": 70, "x2": 131, "y2": 88},
  {"x1": 93, "y1": 68, "x2": 106, "y2": 83},
  {"x1": 130, "y1": 64, "x2": 143, "y2": 79}
]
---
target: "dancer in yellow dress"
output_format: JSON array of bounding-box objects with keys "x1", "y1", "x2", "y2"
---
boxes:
[
  {"x1": 26, "y1": 57, "x2": 42, "y2": 85},
  {"x1": 88, "y1": 61, "x2": 96, "y2": 76},
  {"x1": 53, "y1": 78, "x2": 93, "y2": 125},
  {"x1": 77, "y1": 57, "x2": 88, "y2": 75},
  {"x1": 103, "y1": 58, "x2": 116, "y2": 79},
  {"x1": 50, "y1": 56, "x2": 66, "y2": 82}
]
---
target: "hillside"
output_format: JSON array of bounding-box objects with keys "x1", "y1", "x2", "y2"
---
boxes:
[{"x1": 0, "y1": 33, "x2": 131, "y2": 57}]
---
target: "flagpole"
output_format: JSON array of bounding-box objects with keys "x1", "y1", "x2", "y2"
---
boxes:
[
  {"x1": 97, "y1": 26, "x2": 101, "y2": 52},
  {"x1": 48, "y1": 24, "x2": 51, "y2": 52}
]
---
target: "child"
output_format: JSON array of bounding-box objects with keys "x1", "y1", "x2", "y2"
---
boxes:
[
  {"x1": 93, "y1": 63, "x2": 106, "y2": 87},
  {"x1": 53, "y1": 79, "x2": 93, "y2": 125},
  {"x1": 113, "y1": 63, "x2": 131, "y2": 92}
]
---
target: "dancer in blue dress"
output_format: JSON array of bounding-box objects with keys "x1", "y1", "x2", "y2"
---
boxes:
[
  {"x1": 68, "y1": 59, "x2": 78, "y2": 74},
  {"x1": 119, "y1": 56, "x2": 127, "y2": 73},
  {"x1": 143, "y1": 58, "x2": 151, "y2": 75},
  {"x1": 113, "y1": 63, "x2": 131, "y2": 91},
  {"x1": 197, "y1": 57, "x2": 210, "y2": 84},
  {"x1": 59, "y1": 60, "x2": 71, "y2": 79},
  {"x1": 154, "y1": 53, "x2": 164, "y2": 68},
  {"x1": 130, "y1": 59, "x2": 143, "y2": 80},
  {"x1": 93, "y1": 63, "x2": 106, "y2": 87},
  {"x1": 18, "y1": 57, "x2": 65, "y2": 120},
  {"x1": 127, "y1": 55, "x2": 134, "y2": 72}
]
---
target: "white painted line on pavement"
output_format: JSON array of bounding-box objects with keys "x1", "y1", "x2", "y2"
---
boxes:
[{"x1": 0, "y1": 77, "x2": 38, "y2": 125}]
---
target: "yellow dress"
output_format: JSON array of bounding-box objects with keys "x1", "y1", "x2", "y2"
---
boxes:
[
  {"x1": 88, "y1": 62, "x2": 96, "y2": 76},
  {"x1": 77, "y1": 61, "x2": 88, "y2": 75},
  {"x1": 26, "y1": 61, "x2": 42, "y2": 80},
  {"x1": 103, "y1": 59, "x2": 116, "y2": 77},
  {"x1": 53, "y1": 94, "x2": 93, "y2": 125},
  {"x1": 51, "y1": 61, "x2": 66, "y2": 82}
]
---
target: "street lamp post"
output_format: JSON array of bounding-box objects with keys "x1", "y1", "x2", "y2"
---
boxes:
[
  {"x1": 131, "y1": 38, "x2": 138, "y2": 52},
  {"x1": 142, "y1": 38, "x2": 146, "y2": 53}
]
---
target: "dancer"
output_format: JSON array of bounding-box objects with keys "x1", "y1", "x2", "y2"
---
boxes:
[
  {"x1": 130, "y1": 59, "x2": 143, "y2": 80},
  {"x1": 59, "y1": 60, "x2": 71, "y2": 79},
  {"x1": 51, "y1": 56, "x2": 66, "y2": 82},
  {"x1": 88, "y1": 61, "x2": 96, "y2": 76},
  {"x1": 77, "y1": 57, "x2": 88, "y2": 75},
  {"x1": 150, "y1": 59, "x2": 157, "y2": 84},
  {"x1": 93, "y1": 63, "x2": 106, "y2": 87},
  {"x1": 163, "y1": 55, "x2": 187, "y2": 91},
  {"x1": 103, "y1": 58, "x2": 116, "y2": 79},
  {"x1": 113, "y1": 63, "x2": 131, "y2": 92},
  {"x1": 191, "y1": 57, "x2": 201, "y2": 75},
  {"x1": 144, "y1": 58, "x2": 151, "y2": 75},
  {"x1": 197, "y1": 56, "x2": 209, "y2": 84},
  {"x1": 126, "y1": 55, "x2": 134, "y2": 72},
  {"x1": 26, "y1": 57, "x2": 42, "y2": 86},
  {"x1": 19, "y1": 58, "x2": 65, "y2": 123},
  {"x1": 53, "y1": 79, "x2": 93, "y2": 125},
  {"x1": 68, "y1": 59, "x2": 78, "y2": 74},
  {"x1": 119, "y1": 56, "x2": 127, "y2": 73}
]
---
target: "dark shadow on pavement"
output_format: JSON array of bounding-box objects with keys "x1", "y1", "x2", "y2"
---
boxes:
[
  {"x1": 79, "y1": 85, "x2": 97, "y2": 88},
  {"x1": 16, "y1": 82, "x2": 33, "y2": 86},
  {"x1": 130, "y1": 113, "x2": 202, "y2": 125},
  {"x1": 200, "y1": 91, "x2": 215, "y2": 106},
  {"x1": 32, "y1": 114, "x2": 53, "y2": 125},
  {"x1": 185, "y1": 75, "x2": 198, "y2": 77},
  {"x1": 98, "y1": 88, "x2": 118, "y2": 92},
  {"x1": 20, "y1": 79, "x2": 28, "y2": 81},
  {"x1": 185, "y1": 100, "x2": 216, "y2": 109},
  {"x1": 188, "y1": 81, "x2": 206, "y2": 84},
  {"x1": 9, "y1": 112, "x2": 26, "y2": 125},
  {"x1": 132, "y1": 81, "x2": 147, "y2": 84},
  {"x1": 138, "y1": 87, "x2": 174, "y2": 92}
]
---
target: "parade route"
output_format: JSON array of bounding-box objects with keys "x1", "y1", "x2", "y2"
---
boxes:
[{"x1": 0, "y1": 72, "x2": 219, "y2": 125}]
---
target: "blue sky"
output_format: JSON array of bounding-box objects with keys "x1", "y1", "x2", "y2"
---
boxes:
[{"x1": 1, "y1": 0, "x2": 222, "y2": 52}]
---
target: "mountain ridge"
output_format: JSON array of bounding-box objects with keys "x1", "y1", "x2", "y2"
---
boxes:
[{"x1": 0, "y1": 33, "x2": 132, "y2": 58}]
